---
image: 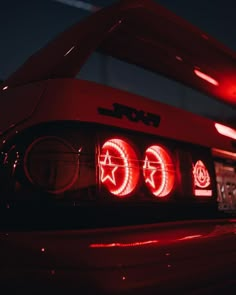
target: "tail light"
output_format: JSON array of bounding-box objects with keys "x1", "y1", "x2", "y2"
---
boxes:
[
  {"x1": 99, "y1": 138, "x2": 139, "y2": 197},
  {"x1": 143, "y1": 145, "x2": 175, "y2": 197},
  {"x1": 0, "y1": 123, "x2": 216, "y2": 208},
  {"x1": 24, "y1": 136, "x2": 79, "y2": 194}
]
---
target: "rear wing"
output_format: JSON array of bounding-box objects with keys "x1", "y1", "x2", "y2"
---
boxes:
[{"x1": 3, "y1": 0, "x2": 236, "y2": 107}]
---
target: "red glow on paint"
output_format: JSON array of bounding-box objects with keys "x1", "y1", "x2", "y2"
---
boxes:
[
  {"x1": 178, "y1": 234, "x2": 202, "y2": 241},
  {"x1": 212, "y1": 148, "x2": 236, "y2": 161},
  {"x1": 215, "y1": 123, "x2": 236, "y2": 140},
  {"x1": 194, "y1": 69, "x2": 219, "y2": 86},
  {"x1": 143, "y1": 145, "x2": 175, "y2": 197},
  {"x1": 99, "y1": 139, "x2": 139, "y2": 197},
  {"x1": 89, "y1": 240, "x2": 159, "y2": 248}
]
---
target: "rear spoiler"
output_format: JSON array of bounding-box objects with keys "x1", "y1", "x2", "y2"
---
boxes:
[{"x1": 3, "y1": 0, "x2": 236, "y2": 107}]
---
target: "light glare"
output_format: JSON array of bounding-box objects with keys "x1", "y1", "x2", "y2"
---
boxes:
[
  {"x1": 215, "y1": 123, "x2": 236, "y2": 140},
  {"x1": 194, "y1": 69, "x2": 219, "y2": 86}
]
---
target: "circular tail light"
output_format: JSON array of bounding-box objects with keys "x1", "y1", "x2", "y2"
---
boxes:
[
  {"x1": 24, "y1": 136, "x2": 78, "y2": 194},
  {"x1": 143, "y1": 145, "x2": 175, "y2": 197},
  {"x1": 99, "y1": 138, "x2": 139, "y2": 197}
]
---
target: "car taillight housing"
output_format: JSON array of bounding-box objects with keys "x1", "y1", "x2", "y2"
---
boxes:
[
  {"x1": 99, "y1": 138, "x2": 140, "y2": 197},
  {"x1": 143, "y1": 145, "x2": 175, "y2": 198},
  {"x1": 0, "y1": 122, "x2": 215, "y2": 205},
  {"x1": 24, "y1": 136, "x2": 79, "y2": 194}
]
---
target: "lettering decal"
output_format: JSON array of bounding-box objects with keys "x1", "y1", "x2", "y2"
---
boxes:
[{"x1": 98, "y1": 103, "x2": 160, "y2": 128}]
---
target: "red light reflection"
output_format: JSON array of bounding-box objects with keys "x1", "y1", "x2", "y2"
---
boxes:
[
  {"x1": 89, "y1": 240, "x2": 159, "y2": 248},
  {"x1": 194, "y1": 69, "x2": 219, "y2": 86},
  {"x1": 178, "y1": 234, "x2": 202, "y2": 241}
]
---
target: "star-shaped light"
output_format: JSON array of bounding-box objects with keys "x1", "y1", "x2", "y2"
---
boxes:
[
  {"x1": 100, "y1": 150, "x2": 118, "y2": 185},
  {"x1": 143, "y1": 156, "x2": 157, "y2": 189}
]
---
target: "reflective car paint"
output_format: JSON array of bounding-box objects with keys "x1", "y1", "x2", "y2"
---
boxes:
[
  {"x1": 1, "y1": 219, "x2": 236, "y2": 294},
  {"x1": 1, "y1": 79, "x2": 235, "y2": 154},
  {"x1": 2, "y1": 0, "x2": 236, "y2": 107}
]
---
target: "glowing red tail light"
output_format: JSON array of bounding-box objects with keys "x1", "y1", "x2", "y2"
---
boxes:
[
  {"x1": 99, "y1": 138, "x2": 139, "y2": 197},
  {"x1": 143, "y1": 145, "x2": 175, "y2": 197},
  {"x1": 2, "y1": 122, "x2": 215, "y2": 206},
  {"x1": 99, "y1": 139, "x2": 176, "y2": 198}
]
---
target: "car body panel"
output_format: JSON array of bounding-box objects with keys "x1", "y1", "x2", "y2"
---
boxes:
[
  {"x1": 0, "y1": 79, "x2": 235, "y2": 153},
  {"x1": 0, "y1": 82, "x2": 46, "y2": 134},
  {"x1": 1, "y1": 219, "x2": 236, "y2": 294},
  {"x1": 2, "y1": 0, "x2": 236, "y2": 107}
]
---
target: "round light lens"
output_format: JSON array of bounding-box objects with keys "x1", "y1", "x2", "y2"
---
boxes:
[
  {"x1": 143, "y1": 145, "x2": 175, "y2": 197},
  {"x1": 99, "y1": 138, "x2": 139, "y2": 197},
  {"x1": 24, "y1": 136, "x2": 78, "y2": 194}
]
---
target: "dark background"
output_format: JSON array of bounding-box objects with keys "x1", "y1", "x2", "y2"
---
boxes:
[{"x1": 1, "y1": 0, "x2": 236, "y2": 122}]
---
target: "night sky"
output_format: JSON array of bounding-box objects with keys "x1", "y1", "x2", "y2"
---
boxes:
[
  {"x1": 1, "y1": 0, "x2": 236, "y2": 79},
  {"x1": 1, "y1": 0, "x2": 236, "y2": 120}
]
